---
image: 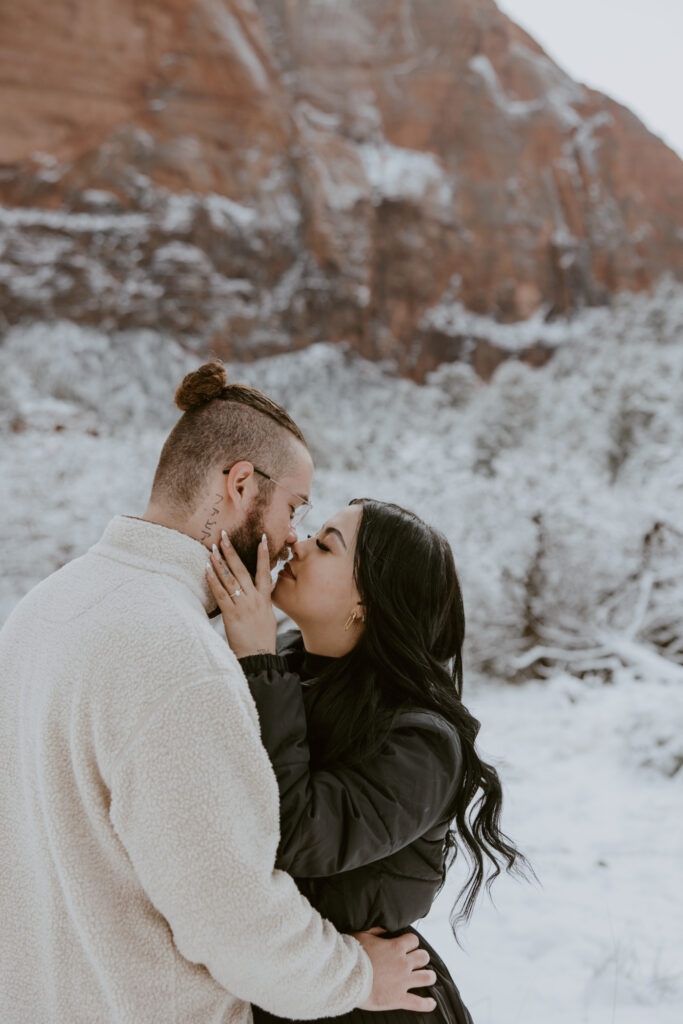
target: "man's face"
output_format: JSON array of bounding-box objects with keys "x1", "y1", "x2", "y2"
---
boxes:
[{"x1": 232, "y1": 444, "x2": 314, "y2": 577}]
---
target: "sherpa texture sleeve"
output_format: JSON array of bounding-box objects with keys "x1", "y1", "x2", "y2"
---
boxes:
[
  {"x1": 240, "y1": 655, "x2": 462, "y2": 878},
  {"x1": 109, "y1": 673, "x2": 372, "y2": 1019}
]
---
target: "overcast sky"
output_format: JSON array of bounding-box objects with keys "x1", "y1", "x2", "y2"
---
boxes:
[{"x1": 497, "y1": 0, "x2": 683, "y2": 159}]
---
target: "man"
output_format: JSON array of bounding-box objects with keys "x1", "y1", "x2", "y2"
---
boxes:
[{"x1": 0, "y1": 361, "x2": 436, "y2": 1023}]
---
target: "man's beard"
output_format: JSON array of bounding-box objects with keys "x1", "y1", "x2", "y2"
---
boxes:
[
  {"x1": 230, "y1": 497, "x2": 290, "y2": 578},
  {"x1": 207, "y1": 497, "x2": 290, "y2": 618}
]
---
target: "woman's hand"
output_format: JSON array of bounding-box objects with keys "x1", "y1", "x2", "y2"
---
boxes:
[{"x1": 206, "y1": 531, "x2": 277, "y2": 659}]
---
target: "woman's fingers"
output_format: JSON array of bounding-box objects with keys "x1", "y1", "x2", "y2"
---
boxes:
[
  {"x1": 255, "y1": 534, "x2": 272, "y2": 595},
  {"x1": 206, "y1": 558, "x2": 235, "y2": 605},
  {"x1": 207, "y1": 541, "x2": 248, "y2": 609},
  {"x1": 210, "y1": 547, "x2": 239, "y2": 591},
  {"x1": 218, "y1": 532, "x2": 252, "y2": 590},
  {"x1": 205, "y1": 561, "x2": 227, "y2": 603}
]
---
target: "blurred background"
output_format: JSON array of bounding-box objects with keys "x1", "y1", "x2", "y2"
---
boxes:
[{"x1": 1, "y1": 1, "x2": 682, "y2": 1021}]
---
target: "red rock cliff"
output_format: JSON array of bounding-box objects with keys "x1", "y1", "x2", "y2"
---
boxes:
[{"x1": 1, "y1": 0, "x2": 682, "y2": 376}]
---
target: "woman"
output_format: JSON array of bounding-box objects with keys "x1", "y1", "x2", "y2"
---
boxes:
[{"x1": 207, "y1": 499, "x2": 527, "y2": 1024}]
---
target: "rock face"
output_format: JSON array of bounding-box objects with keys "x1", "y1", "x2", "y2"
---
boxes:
[{"x1": 1, "y1": 0, "x2": 682, "y2": 377}]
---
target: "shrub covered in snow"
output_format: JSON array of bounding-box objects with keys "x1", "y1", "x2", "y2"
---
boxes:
[{"x1": 2, "y1": 279, "x2": 683, "y2": 691}]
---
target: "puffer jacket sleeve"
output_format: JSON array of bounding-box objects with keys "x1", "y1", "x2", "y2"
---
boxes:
[{"x1": 240, "y1": 654, "x2": 462, "y2": 879}]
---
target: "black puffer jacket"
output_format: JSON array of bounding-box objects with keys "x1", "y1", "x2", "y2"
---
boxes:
[{"x1": 239, "y1": 632, "x2": 463, "y2": 934}]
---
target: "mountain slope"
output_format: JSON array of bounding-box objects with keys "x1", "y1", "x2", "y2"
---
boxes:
[{"x1": 1, "y1": 0, "x2": 681, "y2": 375}]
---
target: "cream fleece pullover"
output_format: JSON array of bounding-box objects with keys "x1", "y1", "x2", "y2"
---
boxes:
[{"x1": 0, "y1": 516, "x2": 372, "y2": 1023}]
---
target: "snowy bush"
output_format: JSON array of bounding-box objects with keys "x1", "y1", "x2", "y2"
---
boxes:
[
  {"x1": 0, "y1": 321, "x2": 194, "y2": 435},
  {"x1": 2, "y1": 281, "x2": 683, "y2": 686},
  {"x1": 471, "y1": 359, "x2": 541, "y2": 476},
  {"x1": 425, "y1": 360, "x2": 481, "y2": 408},
  {"x1": 621, "y1": 699, "x2": 683, "y2": 778}
]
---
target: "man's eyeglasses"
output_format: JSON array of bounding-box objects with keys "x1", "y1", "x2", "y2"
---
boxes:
[{"x1": 222, "y1": 465, "x2": 312, "y2": 528}]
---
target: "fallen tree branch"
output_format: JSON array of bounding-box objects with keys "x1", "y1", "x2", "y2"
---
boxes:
[{"x1": 513, "y1": 631, "x2": 683, "y2": 683}]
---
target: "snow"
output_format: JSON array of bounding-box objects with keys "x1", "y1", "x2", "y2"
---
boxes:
[
  {"x1": 153, "y1": 241, "x2": 212, "y2": 267},
  {"x1": 259, "y1": 258, "x2": 307, "y2": 318},
  {"x1": 469, "y1": 46, "x2": 612, "y2": 143},
  {"x1": 319, "y1": 163, "x2": 368, "y2": 214},
  {"x1": 159, "y1": 193, "x2": 198, "y2": 234},
  {"x1": 197, "y1": 0, "x2": 269, "y2": 93},
  {"x1": 573, "y1": 111, "x2": 613, "y2": 178},
  {"x1": 0, "y1": 205, "x2": 149, "y2": 233},
  {"x1": 2, "y1": 279, "x2": 683, "y2": 1021},
  {"x1": 421, "y1": 672, "x2": 683, "y2": 1024},
  {"x1": 80, "y1": 189, "x2": 121, "y2": 209},
  {"x1": 357, "y1": 141, "x2": 452, "y2": 205},
  {"x1": 296, "y1": 101, "x2": 341, "y2": 132},
  {"x1": 204, "y1": 192, "x2": 258, "y2": 231},
  {"x1": 469, "y1": 54, "x2": 544, "y2": 119},
  {"x1": 420, "y1": 282, "x2": 612, "y2": 352},
  {"x1": 0, "y1": 177, "x2": 310, "y2": 344},
  {"x1": 510, "y1": 42, "x2": 587, "y2": 128}
]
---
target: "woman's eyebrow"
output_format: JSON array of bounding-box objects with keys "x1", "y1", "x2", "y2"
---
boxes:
[{"x1": 321, "y1": 526, "x2": 347, "y2": 549}]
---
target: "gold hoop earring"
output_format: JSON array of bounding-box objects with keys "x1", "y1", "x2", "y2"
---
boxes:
[{"x1": 343, "y1": 611, "x2": 357, "y2": 631}]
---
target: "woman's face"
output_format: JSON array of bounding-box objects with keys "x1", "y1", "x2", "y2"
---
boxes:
[{"x1": 272, "y1": 504, "x2": 364, "y2": 656}]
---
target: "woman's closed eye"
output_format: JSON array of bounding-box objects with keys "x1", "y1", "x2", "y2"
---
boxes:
[{"x1": 305, "y1": 531, "x2": 330, "y2": 552}]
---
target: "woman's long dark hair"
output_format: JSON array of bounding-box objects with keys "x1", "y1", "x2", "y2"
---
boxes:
[{"x1": 306, "y1": 499, "x2": 530, "y2": 934}]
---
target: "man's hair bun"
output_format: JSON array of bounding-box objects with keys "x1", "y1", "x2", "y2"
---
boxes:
[{"x1": 174, "y1": 361, "x2": 228, "y2": 412}]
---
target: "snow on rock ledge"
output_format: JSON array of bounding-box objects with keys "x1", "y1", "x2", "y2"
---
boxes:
[{"x1": 0, "y1": 0, "x2": 682, "y2": 377}]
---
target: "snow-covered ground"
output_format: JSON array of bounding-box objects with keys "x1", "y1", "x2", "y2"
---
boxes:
[
  {"x1": 422, "y1": 672, "x2": 683, "y2": 1024},
  {"x1": 2, "y1": 283, "x2": 683, "y2": 1021}
]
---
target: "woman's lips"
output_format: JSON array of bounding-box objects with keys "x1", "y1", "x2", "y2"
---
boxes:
[{"x1": 279, "y1": 562, "x2": 296, "y2": 580}]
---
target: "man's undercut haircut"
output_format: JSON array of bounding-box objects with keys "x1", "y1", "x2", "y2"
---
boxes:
[{"x1": 150, "y1": 361, "x2": 308, "y2": 512}]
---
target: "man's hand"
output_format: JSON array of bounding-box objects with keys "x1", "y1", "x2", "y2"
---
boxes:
[
  {"x1": 206, "y1": 532, "x2": 277, "y2": 659},
  {"x1": 354, "y1": 928, "x2": 437, "y2": 1013}
]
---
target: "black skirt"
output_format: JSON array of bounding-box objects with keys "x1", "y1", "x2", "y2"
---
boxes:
[{"x1": 252, "y1": 928, "x2": 473, "y2": 1024}]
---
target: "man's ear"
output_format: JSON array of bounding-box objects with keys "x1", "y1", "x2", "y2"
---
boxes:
[{"x1": 223, "y1": 460, "x2": 256, "y2": 508}]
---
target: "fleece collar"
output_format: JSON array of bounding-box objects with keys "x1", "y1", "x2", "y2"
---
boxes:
[{"x1": 91, "y1": 516, "x2": 217, "y2": 615}]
